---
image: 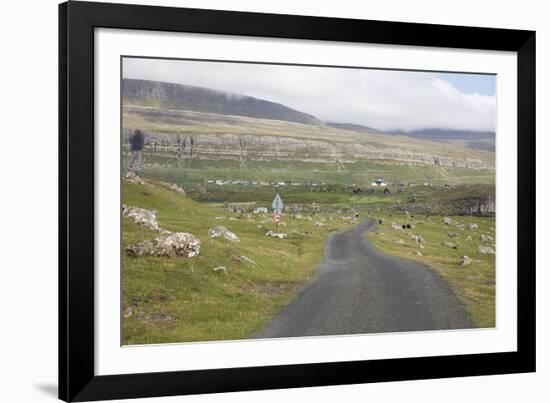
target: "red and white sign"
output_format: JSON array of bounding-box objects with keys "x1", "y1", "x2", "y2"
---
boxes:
[{"x1": 272, "y1": 213, "x2": 281, "y2": 223}]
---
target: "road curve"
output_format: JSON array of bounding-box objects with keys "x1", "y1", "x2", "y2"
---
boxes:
[{"x1": 256, "y1": 219, "x2": 474, "y2": 338}]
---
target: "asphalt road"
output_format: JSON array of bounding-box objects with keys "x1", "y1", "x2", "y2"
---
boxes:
[{"x1": 257, "y1": 219, "x2": 474, "y2": 338}]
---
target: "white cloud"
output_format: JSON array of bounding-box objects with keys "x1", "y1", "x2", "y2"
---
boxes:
[{"x1": 123, "y1": 58, "x2": 496, "y2": 132}]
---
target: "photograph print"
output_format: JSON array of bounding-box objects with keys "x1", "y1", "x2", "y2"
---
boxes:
[{"x1": 121, "y1": 57, "x2": 496, "y2": 346}]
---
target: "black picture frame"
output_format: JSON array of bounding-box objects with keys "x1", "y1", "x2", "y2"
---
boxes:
[{"x1": 59, "y1": 1, "x2": 536, "y2": 401}]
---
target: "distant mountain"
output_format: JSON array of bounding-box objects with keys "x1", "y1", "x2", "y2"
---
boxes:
[
  {"x1": 390, "y1": 128, "x2": 495, "y2": 141},
  {"x1": 122, "y1": 79, "x2": 322, "y2": 125},
  {"x1": 325, "y1": 122, "x2": 383, "y2": 134},
  {"x1": 327, "y1": 123, "x2": 495, "y2": 152},
  {"x1": 386, "y1": 128, "x2": 496, "y2": 152}
]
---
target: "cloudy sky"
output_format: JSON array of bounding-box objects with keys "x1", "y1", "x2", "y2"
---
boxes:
[{"x1": 123, "y1": 57, "x2": 496, "y2": 132}]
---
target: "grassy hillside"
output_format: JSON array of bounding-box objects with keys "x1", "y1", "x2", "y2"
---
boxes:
[
  {"x1": 123, "y1": 103, "x2": 495, "y2": 195},
  {"x1": 123, "y1": 105, "x2": 495, "y2": 168},
  {"x1": 141, "y1": 160, "x2": 495, "y2": 193},
  {"x1": 122, "y1": 179, "x2": 358, "y2": 344},
  {"x1": 367, "y1": 213, "x2": 495, "y2": 327}
]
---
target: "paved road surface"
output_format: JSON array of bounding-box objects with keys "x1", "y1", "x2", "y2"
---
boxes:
[{"x1": 257, "y1": 219, "x2": 473, "y2": 338}]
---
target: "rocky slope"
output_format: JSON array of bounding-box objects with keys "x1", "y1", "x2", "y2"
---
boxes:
[{"x1": 123, "y1": 105, "x2": 495, "y2": 170}]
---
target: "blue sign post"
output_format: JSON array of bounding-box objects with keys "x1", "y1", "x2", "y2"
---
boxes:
[{"x1": 272, "y1": 194, "x2": 284, "y2": 231}]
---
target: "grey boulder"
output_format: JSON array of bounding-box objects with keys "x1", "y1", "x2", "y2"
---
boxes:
[{"x1": 125, "y1": 232, "x2": 201, "y2": 258}]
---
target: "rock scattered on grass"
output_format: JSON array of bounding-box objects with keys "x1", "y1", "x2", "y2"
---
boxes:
[
  {"x1": 123, "y1": 307, "x2": 133, "y2": 318},
  {"x1": 459, "y1": 255, "x2": 472, "y2": 266},
  {"x1": 124, "y1": 171, "x2": 153, "y2": 188},
  {"x1": 208, "y1": 226, "x2": 240, "y2": 242},
  {"x1": 265, "y1": 230, "x2": 287, "y2": 239},
  {"x1": 469, "y1": 223, "x2": 479, "y2": 230},
  {"x1": 395, "y1": 239, "x2": 405, "y2": 245},
  {"x1": 160, "y1": 182, "x2": 186, "y2": 196},
  {"x1": 390, "y1": 223, "x2": 402, "y2": 231},
  {"x1": 170, "y1": 183, "x2": 186, "y2": 195},
  {"x1": 125, "y1": 232, "x2": 201, "y2": 258},
  {"x1": 443, "y1": 241, "x2": 458, "y2": 249},
  {"x1": 480, "y1": 234, "x2": 494, "y2": 243},
  {"x1": 448, "y1": 232, "x2": 458, "y2": 238},
  {"x1": 212, "y1": 266, "x2": 228, "y2": 275},
  {"x1": 135, "y1": 312, "x2": 177, "y2": 323},
  {"x1": 231, "y1": 254, "x2": 257, "y2": 265},
  {"x1": 123, "y1": 205, "x2": 170, "y2": 234},
  {"x1": 478, "y1": 245, "x2": 495, "y2": 254},
  {"x1": 410, "y1": 234, "x2": 425, "y2": 244},
  {"x1": 466, "y1": 235, "x2": 472, "y2": 241},
  {"x1": 416, "y1": 251, "x2": 423, "y2": 256},
  {"x1": 443, "y1": 217, "x2": 454, "y2": 225}
]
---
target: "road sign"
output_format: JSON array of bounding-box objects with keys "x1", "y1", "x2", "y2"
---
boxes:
[
  {"x1": 272, "y1": 193, "x2": 284, "y2": 214},
  {"x1": 272, "y1": 213, "x2": 281, "y2": 223}
]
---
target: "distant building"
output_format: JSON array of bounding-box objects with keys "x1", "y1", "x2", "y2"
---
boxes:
[{"x1": 371, "y1": 178, "x2": 387, "y2": 187}]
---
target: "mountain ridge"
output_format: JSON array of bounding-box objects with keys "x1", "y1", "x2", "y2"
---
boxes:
[
  {"x1": 327, "y1": 122, "x2": 495, "y2": 152},
  {"x1": 123, "y1": 78, "x2": 322, "y2": 125}
]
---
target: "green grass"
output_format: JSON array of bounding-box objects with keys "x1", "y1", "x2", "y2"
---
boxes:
[
  {"x1": 123, "y1": 104, "x2": 495, "y2": 188},
  {"x1": 367, "y1": 214, "x2": 495, "y2": 327},
  {"x1": 122, "y1": 179, "x2": 357, "y2": 344},
  {"x1": 138, "y1": 158, "x2": 495, "y2": 189}
]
